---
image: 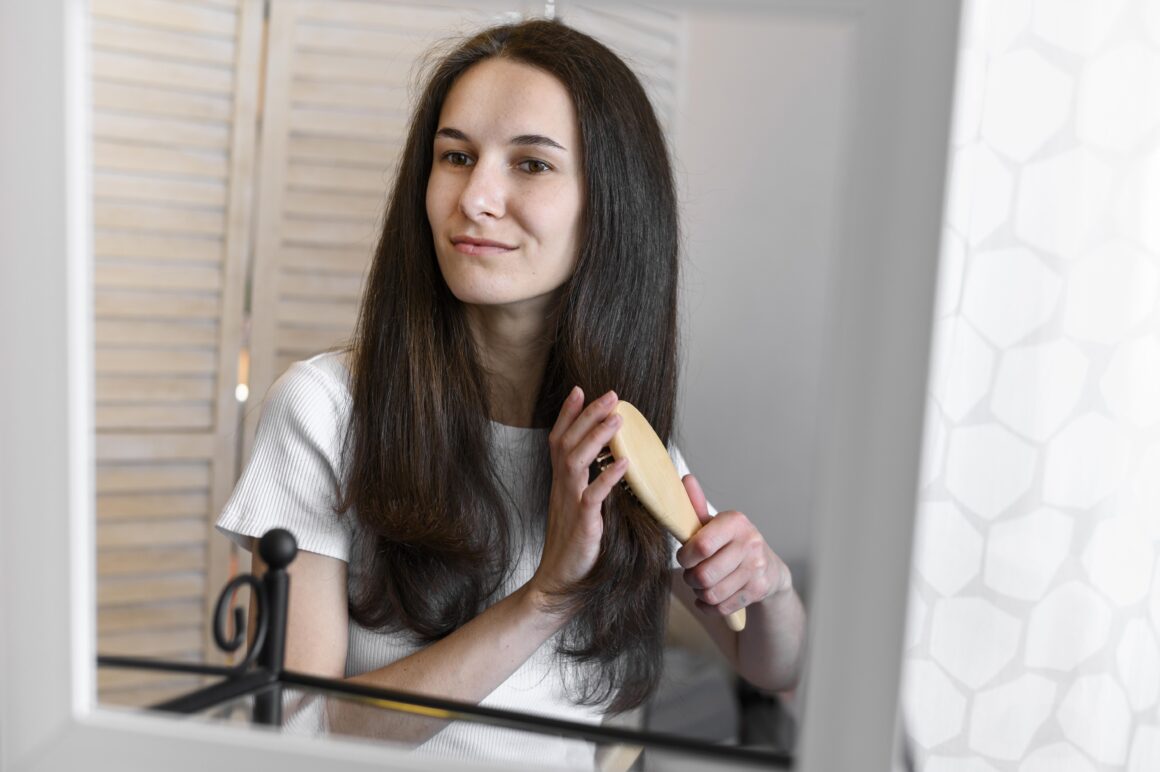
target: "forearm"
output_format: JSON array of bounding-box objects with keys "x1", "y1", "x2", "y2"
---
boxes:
[
  {"x1": 735, "y1": 586, "x2": 806, "y2": 692},
  {"x1": 326, "y1": 582, "x2": 569, "y2": 744}
]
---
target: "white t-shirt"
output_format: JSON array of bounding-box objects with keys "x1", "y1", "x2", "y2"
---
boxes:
[{"x1": 217, "y1": 351, "x2": 694, "y2": 769}]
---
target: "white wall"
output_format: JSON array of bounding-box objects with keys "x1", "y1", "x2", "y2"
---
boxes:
[{"x1": 675, "y1": 10, "x2": 855, "y2": 582}]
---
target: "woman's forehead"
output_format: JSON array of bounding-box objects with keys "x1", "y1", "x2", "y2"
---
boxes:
[{"x1": 436, "y1": 59, "x2": 579, "y2": 150}]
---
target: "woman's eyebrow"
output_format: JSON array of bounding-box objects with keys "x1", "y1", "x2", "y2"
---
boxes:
[
  {"x1": 510, "y1": 134, "x2": 567, "y2": 152},
  {"x1": 435, "y1": 127, "x2": 566, "y2": 152}
]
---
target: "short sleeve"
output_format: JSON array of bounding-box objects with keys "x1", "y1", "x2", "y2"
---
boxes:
[{"x1": 216, "y1": 357, "x2": 354, "y2": 561}]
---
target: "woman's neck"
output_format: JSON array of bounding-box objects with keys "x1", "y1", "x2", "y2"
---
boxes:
[{"x1": 464, "y1": 305, "x2": 552, "y2": 428}]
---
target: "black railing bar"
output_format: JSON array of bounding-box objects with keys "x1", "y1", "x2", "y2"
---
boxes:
[
  {"x1": 151, "y1": 671, "x2": 277, "y2": 715},
  {"x1": 283, "y1": 670, "x2": 792, "y2": 768},
  {"x1": 98, "y1": 655, "x2": 240, "y2": 678},
  {"x1": 95, "y1": 655, "x2": 791, "y2": 765}
]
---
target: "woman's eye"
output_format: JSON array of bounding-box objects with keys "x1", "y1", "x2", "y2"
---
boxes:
[
  {"x1": 518, "y1": 159, "x2": 551, "y2": 174},
  {"x1": 443, "y1": 151, "x2": 473, "y2": 167}
]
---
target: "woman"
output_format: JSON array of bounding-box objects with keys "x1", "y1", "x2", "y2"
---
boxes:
[{"x1": 217, "y1": 17, "x2": 804, "y2": 769}]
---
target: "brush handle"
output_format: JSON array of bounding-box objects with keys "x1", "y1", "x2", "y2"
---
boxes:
[{"x1": 608, "y1": 402, "x2": 746, "y2": 633}]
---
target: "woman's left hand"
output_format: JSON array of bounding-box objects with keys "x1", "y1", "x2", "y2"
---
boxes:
[{"x1": 675, "y1": 474, "x2": 792, "y2": 622}]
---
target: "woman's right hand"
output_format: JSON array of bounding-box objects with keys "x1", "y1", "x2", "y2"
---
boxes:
[{"x1": 531, "y1": 386, "x2": 629, "y2": 605}]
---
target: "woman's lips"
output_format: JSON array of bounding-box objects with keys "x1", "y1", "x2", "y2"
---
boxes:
[{"x1": 451, "y1": 236, "x2": 515, "y2": 256}]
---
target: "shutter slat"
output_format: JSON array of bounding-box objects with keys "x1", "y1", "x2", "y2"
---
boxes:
[
  {"x1": 94, "y1": 202, "x2": 226, "y2": 239},
  {"x1": 98, "y1": 573, "x2": 205, "y2": 605},
  {"x1": 282, "y1": 188, "x2": 384, "y2": 221},
  {"x1": 97, "y1": 599, "x2": 205, "y2": 634},
  {"x1": 91, "y1": 0, "x2": 238, "y2": 39},
  {"x1": 96, "y1": 405, "x2": 214, "y2": 431},
  {"x1": 98, "y1": 627, "x2": 205, "y2": 658},
  {"x1": 277, "y1": 300, "x2": 359, "y2": 329},
  {"x1": 96, "y1": 319, "x2": 220, "y2": 348},
  {"x1": 290, "y1": 106, "x2": 405, "y2": 142},
  {"x1": 95, "y1": 232, "x2": 224, "y2": 262},
  {"x1": 98, "y1": 519, "x2": 208, "y2": 549},
  {"x1": 94, "y1": 139, "x2": 229, "y2": 180},
  {"x1": 94, "y1": 81, "x2": 233, "y2": 123},
  {"x1": 94, "y1": 111, "x2": 232, "y2": 151},
  {"x1": 96, "y1": 171, "x2": 228, "y2": 208},
  {"x1": 97, "y1": 376, "x2": 217, "y2": 403},
  {"x1": 95, "y1": 262, "x2": 223, "y2": 292},
  {"x1": 289, "y1": 78, "x2": 398, "y2": 111},
  {"x1": 98, "y1": 546, "x2": 206, "y2": 577},
  {"x1": 279, "y1": 244, "x2": 370, "y2": 273},
  {"x1": 286, "y1": 162, "x2": 388, "y2": 193},
  {"x1": 92, "y1": 16, "x2": 236, "y2": 66},
  {"x1": 98, "y1": 492, "x2": 211, "y2": 521},
  {"x1": 280, "y1": 217, "x2": 381, "y2": 247},
  {"x1": 96, "y1": 462, "x2": 210, "y2": 494},
  {"x1": 95, "y1": 289, "x2": 222, "y2": 321},
  {"x1": 280, "y1": 271, "x2": 365, "y2": 299},
  {"x1": 93, "y1": 49, "x2": 234, "y2": 96}
]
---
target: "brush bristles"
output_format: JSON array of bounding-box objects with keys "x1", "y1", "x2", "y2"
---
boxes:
[{"x1": 593, "y1": 447, "x2": 636, "y2": 500}]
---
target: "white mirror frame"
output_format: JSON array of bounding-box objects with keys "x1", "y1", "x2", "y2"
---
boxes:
[{"x1": 0, "y1": 0, "x2": 960, "y2": 769}]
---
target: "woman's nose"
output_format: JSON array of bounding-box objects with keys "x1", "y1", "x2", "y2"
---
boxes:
[{"x1": 458, "y1": 163, "x2": 505, "y2": 221}]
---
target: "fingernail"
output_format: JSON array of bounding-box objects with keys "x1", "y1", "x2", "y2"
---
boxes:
[
  {"x1": 601, "y1": 390, "x2": 617, "y2": 405},
  {"x1": 570, "y1": 385, "x2": 582, "y2": 401}
]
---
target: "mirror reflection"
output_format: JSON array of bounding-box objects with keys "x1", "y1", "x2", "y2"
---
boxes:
[{"x1": 91, "y1": 1, "x2": 853, "y2": 767}]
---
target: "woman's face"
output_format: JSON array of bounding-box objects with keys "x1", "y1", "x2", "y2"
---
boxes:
[{"x1": 426, "y1": 58, "x2": 584, "y2": 317}]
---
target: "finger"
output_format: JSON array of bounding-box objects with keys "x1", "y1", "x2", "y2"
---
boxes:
[
  {"x1": 676, "y1": 510, "x2": 738, "y2": 569},
  {"x1": 695, "y1": 582, "x2": 755, "y2": 618},
  {"x1": 559, "y1": 390, "x2": 618, "y2": 451},
  {"x1": 580, "y1": 456, "x2": 629, "y2": 512},
  {"x1": 558, "y1": 414, "x2": 622, "y2": 492},
  {"x1": 677, "y1": 508, "x2": 759, "y2": 569},
  {"x1": 681, "y1": 474, "x2": 712, "y2": 526},
  {"x1": 682, "y1": 539, "x2": 745, "y2": 591},
  {"x1": 567, "y1": 410, "x2": 625, "y2": 478},
  {"x1": 548, "y1": 386, "x2": 584, "y2": 450},
  {"x1": 691, "y1": 560, "x2": 751, "y2": 608}
]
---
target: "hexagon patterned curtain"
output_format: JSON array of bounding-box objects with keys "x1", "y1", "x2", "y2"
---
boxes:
[{"x1": 901, "y1": 1, "x2": 1160, "y2": 770}]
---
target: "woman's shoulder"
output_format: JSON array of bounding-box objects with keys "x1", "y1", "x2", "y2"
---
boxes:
[
  {"x1": 254, "y1": 349, "x2": 355, "y2": 445},
  {"x1": 266, "y1": 350, "x2": 353, "y2": 409}
]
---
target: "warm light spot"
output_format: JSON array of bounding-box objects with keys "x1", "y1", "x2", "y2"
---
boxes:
[{"x1": 235, "y1": 347, "x2": 251, "y2": 403}]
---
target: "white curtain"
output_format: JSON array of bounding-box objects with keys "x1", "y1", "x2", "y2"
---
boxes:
[{"x1": 902, "y1": 0, "x2": 1160, "y2": 769}]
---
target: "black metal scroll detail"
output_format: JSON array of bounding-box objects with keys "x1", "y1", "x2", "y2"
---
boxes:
[
  {"x1": 98, "y1": 528, "x2": 298, "y2": 723},
  {"x1": 212, "y1": 573, "x2": 267, "y2": 672},
  {"x1": 209, "y1": 528, "x2": 297, "y2": 675}
]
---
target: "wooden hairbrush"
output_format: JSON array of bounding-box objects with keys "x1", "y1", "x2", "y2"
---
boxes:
[{"x1": 597, "y1": 401, "x2": 746, "y2": 632}]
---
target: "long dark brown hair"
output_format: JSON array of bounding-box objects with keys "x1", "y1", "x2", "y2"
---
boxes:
[{"x1": 339, "y1": 18, "x2": 680, "y2": 713}]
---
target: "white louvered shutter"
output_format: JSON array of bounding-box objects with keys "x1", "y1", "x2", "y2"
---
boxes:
[{"x1": 91, "y1": 0, "x2": 263, "y2": 707}]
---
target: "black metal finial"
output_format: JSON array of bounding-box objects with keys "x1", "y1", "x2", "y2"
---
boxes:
[{"x1": 258, "y1": 528, "x2": 297, "y2": 569}]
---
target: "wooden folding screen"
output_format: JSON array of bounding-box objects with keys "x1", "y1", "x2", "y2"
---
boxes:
[{"x1": 91, "y1": 0, "x2": 262, "y2": 706}]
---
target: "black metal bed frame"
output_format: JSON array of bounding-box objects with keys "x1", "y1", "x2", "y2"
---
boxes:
[{"x1": 97, "y1": 529, "x2": 793, "y2": 769}]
